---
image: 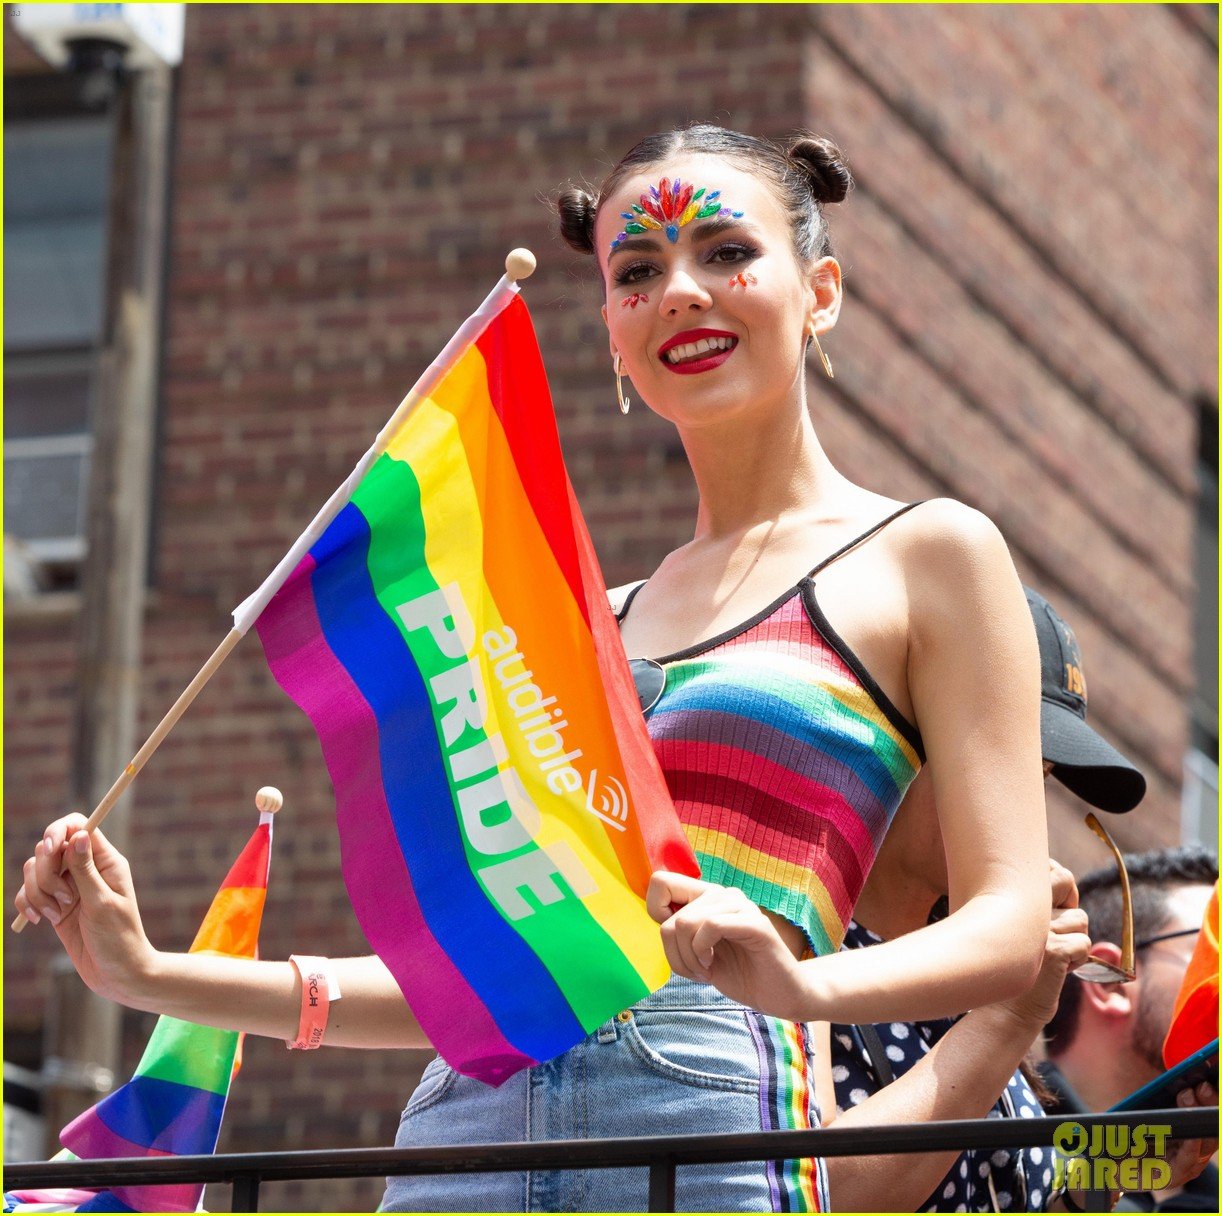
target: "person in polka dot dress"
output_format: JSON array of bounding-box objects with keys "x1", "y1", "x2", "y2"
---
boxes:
[
  {"x1": 820, "y1": 589, "x2": 1147, "y2": 1212},
  {"x1": 830, "y1": 913, "x2": 1057, "y2": 1211}
]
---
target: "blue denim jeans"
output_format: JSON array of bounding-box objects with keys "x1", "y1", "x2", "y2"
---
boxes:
[{"x1": 381, "y1": 975, "x2": 829, "y2": 1212}]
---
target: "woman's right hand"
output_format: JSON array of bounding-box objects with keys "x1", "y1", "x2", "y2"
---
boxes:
[{"x1": 15, "y1": 815, "x2": 155, "y2": 1004}]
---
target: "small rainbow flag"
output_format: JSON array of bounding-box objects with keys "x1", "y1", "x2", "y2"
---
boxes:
[
  {"x1": 251, "y1": 279, "x2": 696, "y2": 1085},
  {"x1": 4, "y1": 811, "x2": 274, "y2": 1213}
]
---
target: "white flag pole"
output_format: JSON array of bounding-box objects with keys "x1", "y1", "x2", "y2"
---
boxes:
[{"x1": 13, "y1": 250, "x2": 537, "y2": 932}]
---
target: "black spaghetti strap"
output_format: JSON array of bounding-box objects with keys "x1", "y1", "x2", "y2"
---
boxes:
[
  {"x1": 808, "y1": 500, "x2": 928, "y2": 577},
  {"x1": 614, "y1": 579, "x2": 647, "y2": 622},
  {"x1": 619, "y1": 501, "x2": 927, "y2": 623}
]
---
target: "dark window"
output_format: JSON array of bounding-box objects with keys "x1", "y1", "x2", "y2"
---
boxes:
[{"x1": 4, "y1": 80, "x2": 113, "y2": 592}]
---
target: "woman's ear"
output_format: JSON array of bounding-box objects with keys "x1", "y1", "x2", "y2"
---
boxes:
[
  {"x1": 601, "y1": 303, "x2": 618, "y2": 361},
  {"x1": 807, "y1": 256, "x2": 843, "y2": 336}
]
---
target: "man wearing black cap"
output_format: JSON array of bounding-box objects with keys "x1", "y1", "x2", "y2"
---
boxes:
[{"x1": 818, "y1": 588, "x2": 1150, "y2": 1212}]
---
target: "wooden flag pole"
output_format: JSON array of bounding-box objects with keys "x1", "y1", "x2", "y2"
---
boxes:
[
  {"x1": 11, "y1": 627, "x2": 242, "y2": 932},
  {"x1": 12, "y1": 248, "x2": 539, "y2": 934}
]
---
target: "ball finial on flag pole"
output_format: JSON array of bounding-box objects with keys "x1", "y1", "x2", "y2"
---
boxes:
[
  {"x1": 255, "y1": 786, "x2": 283, "y2": 814},
  {"x1": 505, "y1": 248, "x2": 536, "y2": 283}
]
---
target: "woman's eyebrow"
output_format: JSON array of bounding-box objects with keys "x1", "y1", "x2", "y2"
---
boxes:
[
  {"x1": 690, "y1": 215, "x2": 754, "y2": 240},
  {"x1": 609, "y1": 214, "x2": 754, "y2": 257},
  {"x1": 608, "y1": 235, "x2": 662, "y2": 256}
]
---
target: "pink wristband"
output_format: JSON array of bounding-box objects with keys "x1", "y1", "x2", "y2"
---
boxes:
[{"x1": 286, "y1": 955, "x2": 340, "y2": 1050}]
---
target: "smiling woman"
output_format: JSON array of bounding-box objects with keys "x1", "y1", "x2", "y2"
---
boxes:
[
  {"x1": 16, "y1": 123, "x2": 1054, "y2": 1215},
  {"x1": 572, "y1": 136, "x2": 846, "y2": 441},
  {"x1": 385, "y1": 125, "x2": 1052, "y2": 1210}
]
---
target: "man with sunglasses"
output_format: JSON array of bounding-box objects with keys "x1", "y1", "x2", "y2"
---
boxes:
[{"x1": 1040, "y1": 848, "x2": 1218, "y2": 1211}]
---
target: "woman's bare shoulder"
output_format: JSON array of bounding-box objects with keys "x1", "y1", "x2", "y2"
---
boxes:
[
  {"x1": 890, "y1": 498, "x2": 1026, "y2": 641},
  {"x1": 890, "y1": 497, "x2": 1010, "y2": 574}
]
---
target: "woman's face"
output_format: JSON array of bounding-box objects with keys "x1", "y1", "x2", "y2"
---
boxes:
[{"x1": 596, "y1": 154, "x2": 841, "y2": 429}]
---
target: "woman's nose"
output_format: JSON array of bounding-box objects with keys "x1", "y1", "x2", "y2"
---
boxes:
[{"x1": 659, "y1": 267, "x2": 711, "y2": 316}]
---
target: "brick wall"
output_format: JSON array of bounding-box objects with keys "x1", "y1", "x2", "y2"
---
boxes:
[
  {"x1": 801, "y1": 3, "x2": 1216, "y2": 865},
  {"x1": 4, "y1": 5, "x2": 1215, "y2": 1209}
]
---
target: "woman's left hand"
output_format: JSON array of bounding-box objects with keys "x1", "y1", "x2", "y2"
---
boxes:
[{"x1": 647, "y1": 871, "x2": 810, "y2": 1019}]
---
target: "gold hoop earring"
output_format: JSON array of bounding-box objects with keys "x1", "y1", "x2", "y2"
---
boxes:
[
  {"x1": 811, "y1": 333, "x2": 834, "y2": 379},
  {"x1": 614, "y1": 354, "x2": 631, "y2": 414}
]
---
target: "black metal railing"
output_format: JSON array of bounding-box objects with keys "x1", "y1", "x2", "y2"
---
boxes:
[{"x1": 4, "y1": 1107, "x2": 1215, "y2": 1212}]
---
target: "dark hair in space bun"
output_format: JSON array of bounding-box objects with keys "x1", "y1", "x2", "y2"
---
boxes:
[{"x1": 555, "y1": 186, "x2": 599, "y2": 255}]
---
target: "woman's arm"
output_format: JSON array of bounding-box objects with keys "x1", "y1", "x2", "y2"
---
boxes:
[
  {"x1": 16, "y1": 815, "x2": 427, "y2": 1050},
  {"x1": 815, "y1": 863, "x2": 1090, "y2": 1212},
  {"x1": 821, "y1": 1003, "x2": 1053, "y2": 1211},
  {"x1": 800, "y1": 500, "x2": 1049, "y2": 1023},
  {"x1": 134, "y1": 950, "x2": 425, "y2": 1048},
  {"x1": 900, "y1": 499, "x2": 1049, "y2": 1004},
  {"x1": 650, "y1": 502, "x2": 1049, "y2": 1023}
]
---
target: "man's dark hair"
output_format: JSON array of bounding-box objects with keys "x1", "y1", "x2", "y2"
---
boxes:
[{"x1": 1044, "y1": 846, "x2": 1217, "y2": 1055}]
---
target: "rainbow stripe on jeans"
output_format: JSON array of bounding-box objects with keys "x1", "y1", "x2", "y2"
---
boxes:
[{"x1": 749, "y1": 1015, "x2": 826, "y2": 1212}]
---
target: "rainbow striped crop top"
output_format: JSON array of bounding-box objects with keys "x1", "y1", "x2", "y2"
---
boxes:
[{"x1": 618, "y1": 508, "x2": 926, "y2": 957}]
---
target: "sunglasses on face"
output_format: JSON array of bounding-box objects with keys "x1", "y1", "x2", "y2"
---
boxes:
[
  {"x1": 1072, "y1": 812, "x2": 1138, "y2": 984},
  {"x1": 1135, "y1": 926, "x2": 1200, "y2": 953},
  {"x1": 630, "y1": 657, "x2": 667, "y2": 715}
]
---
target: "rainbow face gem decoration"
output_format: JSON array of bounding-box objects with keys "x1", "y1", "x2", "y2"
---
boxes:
[{"x1": 609, "y1": 177, "x2": 744, "y2": 254}]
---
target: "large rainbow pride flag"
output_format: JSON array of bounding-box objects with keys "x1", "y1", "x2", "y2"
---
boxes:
[
  {"x1": 251, "y1": 278, "x2": 697, "y2": 1085},
  {"x1": 4, "y1": 810, "x2": 274, "y2": 1213}
]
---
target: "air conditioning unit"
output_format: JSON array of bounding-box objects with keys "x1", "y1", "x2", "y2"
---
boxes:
[{"x1": 12, "y1": 4, "x2": 184, "y2": 71}]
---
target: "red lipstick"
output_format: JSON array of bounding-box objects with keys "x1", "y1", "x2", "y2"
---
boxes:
[{"x1": 657, "y1": 328, "x2": 738, "y2": 375}]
